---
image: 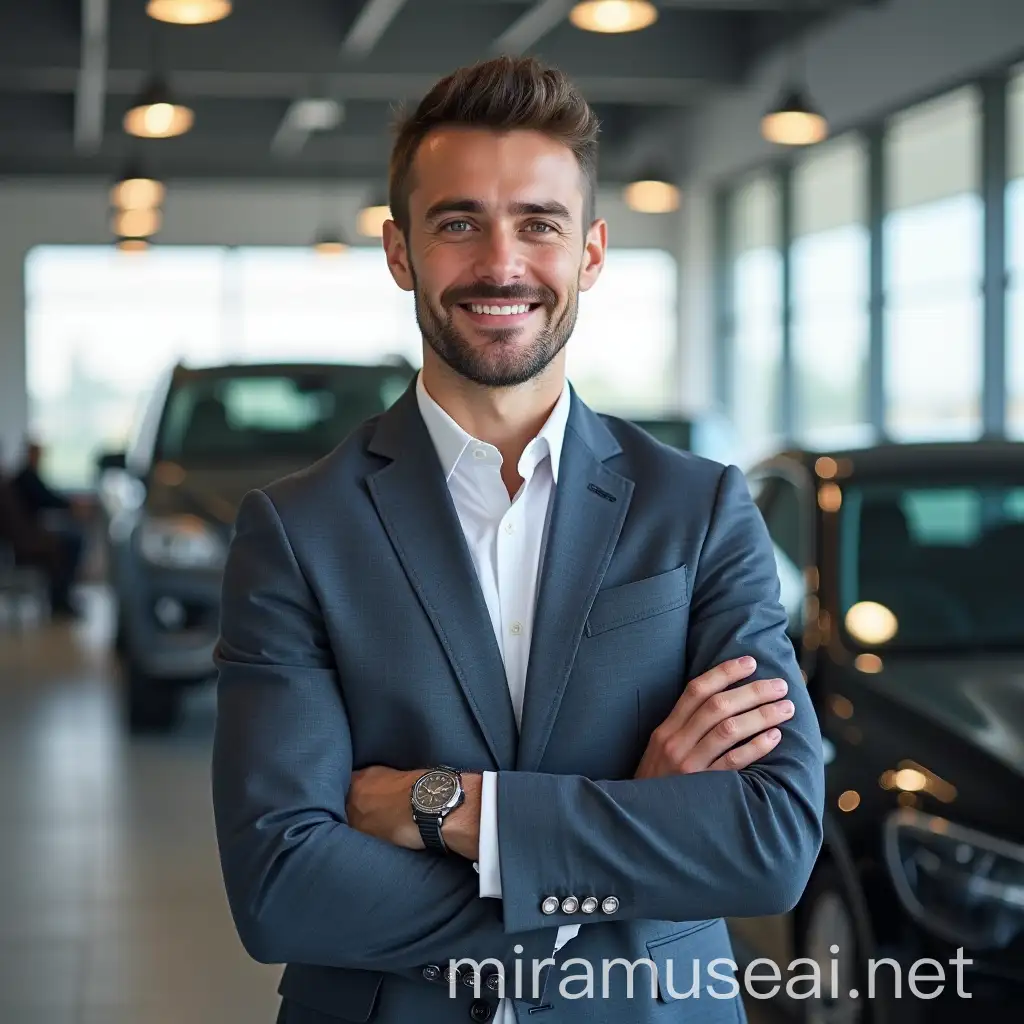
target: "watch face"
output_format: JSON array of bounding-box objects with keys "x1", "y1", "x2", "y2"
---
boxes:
[{"x1": 414, "y1": 770, "x2": 458, "y2": 812}]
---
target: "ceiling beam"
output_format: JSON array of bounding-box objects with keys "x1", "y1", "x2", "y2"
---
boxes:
[
  {"x1": 341, "y1": 0, "x2": 410, "y2": 58},
  {"x1": 491, "y1": 0, "x2": 574, "y2": 55},
  {"x1": 74, "y1": 0, "x2": 108, "y2": 153},
  {"x1": 0, "y1": 67, "x2": 718, "y2": 105}
]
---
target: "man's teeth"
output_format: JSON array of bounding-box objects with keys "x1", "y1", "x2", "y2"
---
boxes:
[{"x1": 466, "y1": 303, "x2": 532, "y2": 316}]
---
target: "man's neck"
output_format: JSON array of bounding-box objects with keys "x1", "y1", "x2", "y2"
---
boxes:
[{"x1": 420, "y1": 355, "x2": 564, "y2": 466}]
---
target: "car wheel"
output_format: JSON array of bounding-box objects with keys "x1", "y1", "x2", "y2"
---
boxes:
[
  {"x1": 122, "y1": 659, "x2": 180, "y2": 734},
  {"x1": 798, "y1": 864, "x2": 872, "y2": 1024}
]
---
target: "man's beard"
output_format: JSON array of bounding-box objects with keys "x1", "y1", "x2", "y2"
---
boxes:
[{"x1": 410, "y1": 266, "x2": 579, "y2": 388}]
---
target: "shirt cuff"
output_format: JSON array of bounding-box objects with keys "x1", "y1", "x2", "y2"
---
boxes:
[
  {"x1": 476, "y1": 770, "x2": 502, "y2": 898},
  {"x1": 554, "y1": 924, "x2": 579, "y2": 952}
]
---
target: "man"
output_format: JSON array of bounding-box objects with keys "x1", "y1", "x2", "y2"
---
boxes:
[{"x1": 212, "y1": 56, "x2": 824, "y2": 1024}]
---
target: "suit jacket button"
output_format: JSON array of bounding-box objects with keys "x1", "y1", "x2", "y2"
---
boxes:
[
  {"x1": 541, "y1": 896, "x2": 559, "y2": 914},
  {"x1": 445, "y1": 965, "x2": 461, "y2": 984},
  {"x1": 561, "y1": 896, "x2": 579, "y2": 914},
  {"x1": 601, "y1": 896, "x2": 620, "y2": 915},
  {"x1": 422, "y1": 964, "x2": 441, "y2": 982},
  {"x1": 470, "y1": 998, "x2": 493, "y2": 1022},
  {"x1": 580, "y1": 897, "x2": 598, "y2": 914},
  {"x1": 462, "y1": 969, "x2": 478, "y2": 988},
  {"x1": 485, "y1": 974, "x2": 502, "y2": 993}
]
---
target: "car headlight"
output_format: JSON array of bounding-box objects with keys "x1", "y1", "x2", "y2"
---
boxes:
[
  {"x1": 136, "y1": 515, "x2": 227, "y2": 570},
  {"x1": 884, "y1": 808, "x2": 1024, "y2": 949}
]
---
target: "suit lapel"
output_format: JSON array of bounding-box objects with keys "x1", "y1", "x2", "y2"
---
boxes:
[
  {"x1": 515, "y1": 403, "x2": 633, "y2": 772},
  {"x1": 365, "y1": 386, "x2": 518, "y2": 769}
]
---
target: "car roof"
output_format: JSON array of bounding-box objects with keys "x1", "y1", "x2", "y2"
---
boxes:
[
  {"x1": 754, "y1": 439, "x2": 1024, "y2": 479},
  {"x1": 170, "y1": 360, "x2": 412, "y2": 378}
]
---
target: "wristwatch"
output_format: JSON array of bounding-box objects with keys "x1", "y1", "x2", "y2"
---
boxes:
[{"x1": 411, "y1": 765, "x2": 465, "y2": 853}]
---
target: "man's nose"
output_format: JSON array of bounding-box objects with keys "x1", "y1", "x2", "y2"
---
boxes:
[{"x1": 472, "y1": 227, "x2": 526, "y2": 284}]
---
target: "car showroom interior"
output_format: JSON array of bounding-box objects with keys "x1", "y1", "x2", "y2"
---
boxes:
[{"x1": 1, "y1": 1, "x2": 1024, "y2": 1023}]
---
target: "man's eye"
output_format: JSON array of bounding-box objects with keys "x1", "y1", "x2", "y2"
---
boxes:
[
  {"x1": 525, "y1": 222, "x2": 556, "y2": 233},
  {"x1": 441, "y1": 220, "x2": 472, "y2": 232}
]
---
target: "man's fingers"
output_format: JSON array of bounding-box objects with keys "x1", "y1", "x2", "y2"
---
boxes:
[
  {"x1": 660, "y1": 656, "x2": 759, "y2": 732},
  {"x1": 689, "y1": 700, "x2": 794, "y2": 768},
  {"x1": 707, "y1": 727, "x2": 783, "y2": 771},
  {"x1": 685, "y1": 677, "x2": 789, "y2": 742}
]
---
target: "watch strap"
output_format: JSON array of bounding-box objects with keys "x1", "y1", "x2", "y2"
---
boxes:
[{"x1": 413, "y1": 810, "x2": 448, "y2": 853}]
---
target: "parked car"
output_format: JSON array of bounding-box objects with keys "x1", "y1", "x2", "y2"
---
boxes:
[
  {"x1": 96, "y1": 359, "x2": 414, "y2": 733},
  {"x1": 729, "y1": 441, "x2": 1024, "y2": 1022}
]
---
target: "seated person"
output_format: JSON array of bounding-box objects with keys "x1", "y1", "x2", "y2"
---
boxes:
[{"x1": 1, "y1": 443, "x2": 84, "y2": 617}]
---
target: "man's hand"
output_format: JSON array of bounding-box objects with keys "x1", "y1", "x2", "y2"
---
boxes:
[
  {"x1": 346, "y1": 766, "x2": 482, "y2": 860},
  {"x1": 635, "y1": 657, "x2": 794, "y2": 779}
]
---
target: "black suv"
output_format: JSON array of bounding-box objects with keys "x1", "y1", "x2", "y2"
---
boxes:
[
  {"x1": 96, "y1": 359, "x2": 413, "y2": 733},
  {"x1": 731, "y1": 441, "x2": 1024, "y2": 1022}
]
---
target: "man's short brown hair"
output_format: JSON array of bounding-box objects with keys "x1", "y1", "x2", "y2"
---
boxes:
[{"x1": 388, "y1": 56, "x2": 600, "y2": 236}]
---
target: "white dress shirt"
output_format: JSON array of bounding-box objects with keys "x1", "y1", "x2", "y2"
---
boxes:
[{"x1": 415, "y1": 373, "x2": 578, "y2": 1022}]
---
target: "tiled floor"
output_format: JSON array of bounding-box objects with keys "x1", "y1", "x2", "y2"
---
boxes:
[
  {"x1": 0, "y1": 588, "x2": 282, "y2": 1024},
  {"x1": 0, "y1": 587, "x2": 784, "y2": 1024}
]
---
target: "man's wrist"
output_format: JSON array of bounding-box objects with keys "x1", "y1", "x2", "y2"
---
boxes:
[{"x1": 441, "y1": 771, "x2": 482, "y2": 860}]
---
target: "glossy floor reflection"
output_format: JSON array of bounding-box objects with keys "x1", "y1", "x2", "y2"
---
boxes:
[{"x1": 0, "y1": 587, "x2": 783, "y2": 1024}]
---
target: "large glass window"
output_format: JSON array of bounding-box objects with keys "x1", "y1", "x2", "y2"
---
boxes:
[
  {"x1": 1008, "y1": 67, "x2": 1024, "y2": 437},
  {"x1": 791, "y1": 134, "x2": 871, "y2": 447},
  {"x1": 726, "y1": 174, "x2": 783, "y2": 461},
  {"x1": 883, "y1": 87, "x2": 984, "y2": 440},
  {"x1": 26, "y1": 245, "x2": 677, "y2": 488}
]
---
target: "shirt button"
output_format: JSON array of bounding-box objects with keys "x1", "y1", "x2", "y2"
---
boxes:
[
  {"x1": 510, "y1": 621, "x2": 523, "y2": 635},
  {"x1": 473, "y1": 448, "x2": 487, "y2": 460},
  {"x1": 504, "y1": 521, "x2": 515, "y2": 534}
]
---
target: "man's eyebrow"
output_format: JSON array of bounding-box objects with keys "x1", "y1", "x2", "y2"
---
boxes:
[{"x1": 423, "y1": 198, "x2": 574, "y2": 222}]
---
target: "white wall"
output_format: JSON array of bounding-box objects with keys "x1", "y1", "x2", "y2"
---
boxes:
[
  {"x1": 0, "y1": 179, "x2": 680, "y2": 468},
  {"x1": 678, "y1": 0, "x2": 1024, "y2": 413}
]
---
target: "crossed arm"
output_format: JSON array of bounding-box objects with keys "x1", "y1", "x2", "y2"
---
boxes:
[{"x1": 211, "y1": 466, "x2": 825, "y2": 974}]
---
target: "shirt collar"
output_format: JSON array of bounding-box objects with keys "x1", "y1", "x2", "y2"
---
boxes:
[{"x1": 415, "y1": 371, "x2": 570, "y2": 484}]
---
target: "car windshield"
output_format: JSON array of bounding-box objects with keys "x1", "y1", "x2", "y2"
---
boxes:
[
  {"x1": 155, "y1": 366, "x2": 412, "y2": 462},
  {"x1": 839, "y1": 477, "x2": 1024, "y2": 651}
]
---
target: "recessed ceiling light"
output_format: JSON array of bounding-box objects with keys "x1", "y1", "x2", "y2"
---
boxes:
[
  {"x1": 146, "y1": 0, "x2": 232, "y2": 25},
  {"x1": 569, "y1": 0, "x2": 658, "y2": 34}
]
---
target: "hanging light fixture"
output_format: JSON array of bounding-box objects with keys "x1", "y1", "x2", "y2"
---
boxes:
[
  {"x1": 115, "y1": 237, "x2": 150, "y2": 253},
  {"x1": 357, "y1": 194, "x2": 391, "y2": 238},
  {"x1": 146, "y1": 0, "x2": 232, "y2": 25},
  {"x1": 312, "y1": 227, "x2": 350, "y2": 256},
  {"x1": 623, "y1": 172, "x2": 680, "y2": 213},
  {"x1": 124, "y1": 76, "x2": 194, "y2": 138},
  {"x1": 761, "y1": 0, "x2": 828, "y2": 146},
  {"x1": 569, "y1": 0, "x2": 658, "y2": 34},
  {"x1": 761, "y1": 84, "x2": 829, "y2": 145},
  {"x1": 111, "y1": 207, "x2": 163, "y2": 238},
  {"x1": 110, "y1": 163, "x2": 166, "y2": 210}
]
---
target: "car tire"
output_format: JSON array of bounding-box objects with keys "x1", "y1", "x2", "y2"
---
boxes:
[
  {"x1": 796, "y1": 862, "x2": 876, "y2": 1024},
  {"x1": 122, "y1": 659, "x2": 180, "y2": 734}
]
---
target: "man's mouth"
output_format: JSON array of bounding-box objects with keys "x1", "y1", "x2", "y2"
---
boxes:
[{"x1": 455, "y1": 302, "x2": 542, "y2": 325}]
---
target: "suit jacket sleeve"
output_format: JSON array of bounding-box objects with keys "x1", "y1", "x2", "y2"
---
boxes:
[
  {"x1": 211, "y1": 488, "x2": 557, "y2": 978},
  {"x1": 495, "y1": 463, "x2": 825, "y2": 933}
]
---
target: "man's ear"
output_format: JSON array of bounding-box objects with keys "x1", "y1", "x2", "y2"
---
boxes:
[
  {"x1": 383, "y1": 220, "x2": 414, "y2": 292},
  {"x1": 578, "y1": 218, "x2": 608, "y2": 293}
]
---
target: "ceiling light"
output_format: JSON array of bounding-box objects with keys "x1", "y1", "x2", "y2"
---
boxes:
[
  {"x1": 115, "y1": 237, "x2": 150, "y2": 253},
  {"x1": 357, "y1": 202, "x2": 391, "y2": 238},
  {"x1": 570, "y1": 0, "x2": 658, "y2": 33},
  {"x1": 623, "y1": 178, "x2": 680, "y2": 213},
  {"x1": 112, "y1": 208, "x2": 162, "y2": 238},
  {"x1": 761, "y1": 85, "x2": 829, "y2": 146},
  {"x1": 110, "y1": 169, "x2": 166, "y2": 210},
  {"x1": 146, "y1": 0, "x2": 232, "y2": 25},
  {"x1": 312, "y1": 227, "x2": 350, "y2": 256},
  {"x1": 124, "y1": 78, "x2": 194, "y2": 139}
]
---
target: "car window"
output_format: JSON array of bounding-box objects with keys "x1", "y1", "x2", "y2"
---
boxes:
[
  {"x1": 156, "y1": 367, "x2": 412, "y2": 462},
  {"x1": 840, "y1": 480, "x2": 1024, "y2": 651},
  {"x1": 753, "y1": 474, "x2": 807, "y2": 635}
]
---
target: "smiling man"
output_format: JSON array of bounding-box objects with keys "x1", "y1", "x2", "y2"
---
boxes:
[{"x1": 212, "y1": 57, "x2": 824, "y2": 1024}]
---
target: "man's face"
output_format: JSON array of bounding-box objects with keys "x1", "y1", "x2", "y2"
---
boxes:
[{"x1": 383, "y1": 128, "x2": 606, "y2": 388}]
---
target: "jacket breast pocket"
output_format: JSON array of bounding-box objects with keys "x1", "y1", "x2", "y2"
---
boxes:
[{"x1": 585, "y1": 563, "x2": 690, "y2": 638}]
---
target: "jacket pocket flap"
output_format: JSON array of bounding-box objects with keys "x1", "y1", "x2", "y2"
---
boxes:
[
  {"x1": 278, "y1": 964, "x2": 384, "y2": 1022},
  {"x1": 645, "y1": 919, "x2": 737, "y2": 1005},
  {"x1": 585, "y1": 564, "x2": 689, "y2": 637}
]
